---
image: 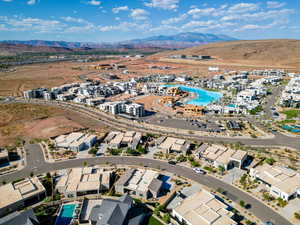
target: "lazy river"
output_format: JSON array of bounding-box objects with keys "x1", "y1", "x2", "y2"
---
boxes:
[{"x1": 164, "y1": 85, "x2": 223, "y2": 106}]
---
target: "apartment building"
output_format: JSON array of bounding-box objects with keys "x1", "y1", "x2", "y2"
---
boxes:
[
  {"x1": 281, "y1": 78, "x2": 300, "y2": 108},
  {"x1": 99, "y1": 101, "x2": 145, "y2": 117}
]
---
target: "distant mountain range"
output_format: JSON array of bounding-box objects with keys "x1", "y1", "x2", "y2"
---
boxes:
[
  {"x1": 0, "y1": 32, "x2": 237, "y2": 50},
  {"x1": 120, "y1": 32, "x2": 237, "y2": 48}
]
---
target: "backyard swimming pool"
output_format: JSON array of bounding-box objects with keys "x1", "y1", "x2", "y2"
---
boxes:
[
  {"x1": 163, "y1": 85, "x2": 223, "y2": 106},
  {"x1": 282, "y1": 125, "x2": 300, "y2": 133},
  {"x1": 55, "y1": 204, "x2": 76, "y2": 225}
]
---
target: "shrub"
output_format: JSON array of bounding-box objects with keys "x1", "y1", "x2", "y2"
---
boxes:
[
  {"x1": 264, "y1": 158, "x2": 276, "y2": 165},
  {"x1": 294, "y1": 211, "x2": 300, "y2": 220}
]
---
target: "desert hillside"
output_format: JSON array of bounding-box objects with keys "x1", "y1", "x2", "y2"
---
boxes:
[
  {"x1": 0, "y1": 43, "x2": 74, "y2": 56},
  {"x1": 152, "y1": 39, "x2": 300, "y2": 70}
]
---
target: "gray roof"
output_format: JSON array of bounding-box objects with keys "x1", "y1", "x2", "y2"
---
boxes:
[
  {"x1": 115, "y1": 169, "x2": 135, "y2": 187},
  {"x1": 197, "y1": 143, "x2": 209, "y2": 152},
  {"x1": 149, "y1": 178, "x2": 163, "y2": 193},
  {"x1": 0, "y1": 209, "x2": 39, "y2": 225},
  {"x1": 89, "y1": 196, "x2": 134, "y2": 225},
  {"x1": 119, "y1": 194, "x2": 133, "y2": 205}
]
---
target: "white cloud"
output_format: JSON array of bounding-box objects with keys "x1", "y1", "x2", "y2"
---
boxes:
[
  {"x1": 86, "y1": 0, "x2": 101, "y2": 6},
  {"x1": 112, "y1": 6, "x2": 129, "y2": 14},
  {"x1": 27, "y1": 0, "x2": 36, "y2": 5},
  {"x1": 182, "y1": 20, "x2": 215, "y2": 29},
  {"x1": 98, "y1": 21, "x2": 151, "y2": 32},
  {"x1": 61, "y1": 16, "x2": 89, "y2": 24},
  {"x1": 221, "y1": 8, "x2": 294, "y2": 22},
  {"x1": 130, "y1": 9, "x2": 149, "y2": 20},
  {"x1": 2, "y1": 0, "x2": 13, "y2": 2},
  {"x1": 145, "y1": 0, "x2": 179, "y2": 10},
  {"x1": 162, "y1": 13, "x2": 187, "y2": 25},
  {"x1": 236, "y1": 18, "x2": 289, "y2": 31},
  {"x1": 0, "y1": 17, "x2": 66, "y2": 33},
  {"x1": 267, "y1": 1, "x2": 286, "y2": 9},
  {"x1": 228, "y1": 3, "x2": 259, "y2": 13},
  {"x1": 187, "y1": 7, "x2": 216, "y2": 18}
]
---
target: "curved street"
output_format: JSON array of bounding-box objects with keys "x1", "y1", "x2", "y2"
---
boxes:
[
  {"x1": 0, "y1": 144, "x2": 293, "y2": 225},
  {"x1": 13, "y1": 99, "x2": 300, "y2": 150}
]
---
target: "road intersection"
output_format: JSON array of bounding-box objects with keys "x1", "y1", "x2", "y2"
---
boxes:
[{"x1": 0, "y1": 144, "x2": 293, "y2": 225}]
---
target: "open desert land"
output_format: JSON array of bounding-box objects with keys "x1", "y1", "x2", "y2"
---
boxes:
[
  {"x1": 0, "y1": 57, "x2": 211, "y2": 97},
  {"x1": 0, "y1": 58, "x2": 126, "y2": 97},
  {"x1": 151, "y1": 39, "x2": 300, "y2": 73},
  {"x1": 0, "y1": 103, "x2": 107, "y2": 148}
]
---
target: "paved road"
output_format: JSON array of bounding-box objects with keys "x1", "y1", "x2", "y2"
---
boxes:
[
  {"x1": 14, "y1": 99, "x2": 300, "y2": 150},
  {"x1": 263, "y1": 86, "x2": 284, "y2": 119},
  {"x1": 0, "y1": 144, "x2": 292, "y2": 225}
]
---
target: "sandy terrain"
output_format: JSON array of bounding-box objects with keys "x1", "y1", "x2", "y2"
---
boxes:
[
  {"x1": 152, "y1": 39, "x2": 300, "y2": 73},
  {"x1": 0, "y1": 103, "x2": 107, "y2": 147},
  {"x1": 24, "y1": 116, "x2": 84, "y2": 139},
  {"x1": 0, "y1": 57, "x2": 202, "y2": 96}
]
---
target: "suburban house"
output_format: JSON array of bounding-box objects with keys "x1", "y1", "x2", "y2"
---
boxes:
[
  {"x1": 79, "y1": 194, "x2": 145, "y2": 225},
  {"x1": 199, "y1": 144, "x2": 248, "y2": 170},
  {"x1": 54, "y1": 132, "x2": 97, "y2": 152},
  {"x1": 250, "y1": 164, "x2": 300, "y2": 201},
  {"x1": 115, "y1": 169, "x2": 163, "y2": 199},
  {"x1": 0, "y1": 209, "x2": 40, "y2": 225},
  {"x1": 0, "y1": 148, "x2": 9, "y2": 166},
  {"x1": 156, "y1": 137, "x2": 190, "y2": 155},
  {"x1": 56, "y1": 167, "x2": 112, "y2": 198},
  {"x1": 104, "y1": 131, "x2": 142, "y2": 150},
  {"x1": 0, "y1": 177, "x2": 46, "y2": 217},
  {"x1": 172, "y1": 190, "x2": 237, "y2": 225}
]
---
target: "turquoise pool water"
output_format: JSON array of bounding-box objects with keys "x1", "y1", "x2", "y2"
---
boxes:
[
  {"x1": 55, "y1": 204, "x2": 76, "y2": 225},
  {"x1": 227, "y1": 104, "x2": 237, "y2": 108},
  {"x1": 164, "y1": 85, "x2": 222, "y2": 106},
  {"x1": 282, "y1": 125, "x2": 300, "y2": 133}
]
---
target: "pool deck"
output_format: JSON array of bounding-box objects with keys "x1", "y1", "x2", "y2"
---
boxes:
[{"x1": 55, "y1": 202, "x2": 79, "y2": 225}]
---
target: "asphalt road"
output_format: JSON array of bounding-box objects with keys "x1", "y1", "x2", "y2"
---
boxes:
[
  {"x1": 0, "y1": 144, "x2": 292, "y2": 225},
  {"x1": 16, "y1": 99, "x2": 300, "y2": 150}
]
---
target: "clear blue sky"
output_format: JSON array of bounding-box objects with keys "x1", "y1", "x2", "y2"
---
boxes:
[{"x1": 0, "y1": 0, "x2": 299, "y2": 42}]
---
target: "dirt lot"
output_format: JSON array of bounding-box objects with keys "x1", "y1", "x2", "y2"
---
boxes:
[
  {"x1": 0, "y1": 57, "x2": 212, "y2": 97},
  {"x1": 0, "y1": 103, "x2": 107, "y2": 147}
]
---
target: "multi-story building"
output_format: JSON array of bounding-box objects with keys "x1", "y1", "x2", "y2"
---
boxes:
[{"x1": 99, "y1": 101, "x2": 145, "y2": 117}]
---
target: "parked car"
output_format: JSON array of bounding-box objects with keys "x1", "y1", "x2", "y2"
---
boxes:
[
  {"x1": 193, "y1": 167, "x2": 206, "y2": 175},
  {"x1": 168, "y1": 161, "x2": 176, "y2": 165}
]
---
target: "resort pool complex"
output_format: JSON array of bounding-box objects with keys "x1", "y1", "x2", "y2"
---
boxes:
[
  {"x1": 164, "y1": 85, "x2": 222, "y2": 106},
  {"x1": 55, "y1": 204, "x2": 76, "y2": 225}
]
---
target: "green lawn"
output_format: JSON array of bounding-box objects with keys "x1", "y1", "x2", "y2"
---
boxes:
[
  {"x1": 148, "y1": 216, "x2": 164, "y2": 225},
  {"x1": 283, "y1": 110, "x2": 300, "y2": 119}
]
